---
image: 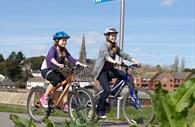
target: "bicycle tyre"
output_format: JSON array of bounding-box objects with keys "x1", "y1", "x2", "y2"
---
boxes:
[
  {"x1": 27, "y1": 86, "x2": 49, "y2": 122},
  {"x1": 68, "y1": 87, "x2": 95, "y2": 123},
  {"x1": 122, "y1": 87, "x2": 155, "y2": 127},
  {"x1": 85, "y1": 85, "x2": 102, "y2": 122}
]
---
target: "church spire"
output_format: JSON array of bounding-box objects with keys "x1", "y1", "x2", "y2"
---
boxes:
[{"x1": 79, "y1": 34, "x2": 86, "y2": 64}]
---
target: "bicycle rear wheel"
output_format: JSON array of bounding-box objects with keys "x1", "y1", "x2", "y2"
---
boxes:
[
  {"x1": 27, "y1": 86, "x2": 49, "y2": 122},
  {"x1": 68, "y1": 88, "x2": 95, "y2": 123},
  {"x1": 122, "y1": 87, "x2": 155, "y2": 127}
]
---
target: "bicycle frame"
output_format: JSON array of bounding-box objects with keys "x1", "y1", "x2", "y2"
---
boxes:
[
  {"x1": 97, "y1": 66, "x2": 141, "y2": 109},
  {"x1": 47, "y1": 73, "x2": 76, "y2": 107}
]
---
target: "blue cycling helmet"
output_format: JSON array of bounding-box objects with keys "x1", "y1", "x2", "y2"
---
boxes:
[{"x1": 53, "y1": 31, "x2": 70, "y2": 40}]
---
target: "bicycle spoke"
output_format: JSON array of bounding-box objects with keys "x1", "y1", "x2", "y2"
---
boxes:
[
  {"x1": 69, "y1": 88, "x2": 95, "y2": 123},
  {"x1": 27, "y1": 87, "x2": 48, "y2": 122},
  {"x1": 122, "y1": 88, "x2": 154, "y2": 126}
]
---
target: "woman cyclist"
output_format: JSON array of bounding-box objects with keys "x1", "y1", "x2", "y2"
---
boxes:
[{"x1": 93, "y1": 27, "x2": 141, "y2": 118}]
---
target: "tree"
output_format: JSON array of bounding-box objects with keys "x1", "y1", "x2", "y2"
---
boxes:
[
  {"x1": 4, "y1": 60, "x2": 22, "y2": 81},
  {"x1": 0, "y1": 54, "x2": 4, "y2": 62},
  {"x1": 174, "y1": 55, "x2": 179, "y2": 72},
  {"x1": 16, "y1": 51, "x2": 25, "y2": 62},
  {"x1": 155, "y1": 64, "x2": 162, "y2": 73},
  {"x1": 28, "y1": 56, "x2": 45, "y2": 70},
  {"x1": 0, "y1": 61, "x2": 6, "y2": 75},
  {"x1": 7, "y1": 51, "x2": 17, "y2": 60}
]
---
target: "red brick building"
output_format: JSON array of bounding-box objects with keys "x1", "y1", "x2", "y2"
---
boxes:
[
  {"x1": 154, "y1": 73, "x2": 175, "y2": 91},
  {"x1": 136, "y1": 72, "x2": 159, "y2": 90},
  {"x1": 173, "y1": 72, "x2": 192, "y2": 90}
]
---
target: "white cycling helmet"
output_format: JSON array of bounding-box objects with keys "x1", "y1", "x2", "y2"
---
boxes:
[{"x1": 104, "y1": 27, "x2": 118, "y2": 36}]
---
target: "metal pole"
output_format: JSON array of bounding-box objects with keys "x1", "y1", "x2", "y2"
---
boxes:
[
  {"x1": 119, "y1": 0, "x2": 125, "y2": 63},
  {"x1": 119, "y1": 0, "x2": 125, "y2": 51},
  {"x1": 117, "y1": 96, "x2": 123, "y2": 119}
]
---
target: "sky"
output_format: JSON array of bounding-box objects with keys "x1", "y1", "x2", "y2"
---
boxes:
[{"x1": 0, "y1": 0, "x2": 195, "y2": 68}]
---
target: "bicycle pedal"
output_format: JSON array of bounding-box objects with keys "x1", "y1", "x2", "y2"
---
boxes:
[{"x1": 50, "y1": 108, "x2": 55, "y2": 113}]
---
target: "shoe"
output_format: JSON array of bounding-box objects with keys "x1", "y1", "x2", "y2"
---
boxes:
[
  {"x1": 63, "y1": 103, "x2": 69, "y2": 112},
  {"x1": 39, "y1": 95, "x2": 48, "y2": 108},
  {"x1": 97, "y1": 112, "x2": 107, "y2": 119}
]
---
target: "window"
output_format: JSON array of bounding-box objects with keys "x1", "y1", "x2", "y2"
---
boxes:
[{"x1": 163, "y1": 84, "x2": 166, "y2": 87}]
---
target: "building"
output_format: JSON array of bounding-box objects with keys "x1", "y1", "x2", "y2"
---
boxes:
[
  {"x1": 0, "y1": 78, "x2": 16, "y2": 91},
  {"x1": 26, "y1": 70, "x2": 49, "y2": 89},
  {"x1": 26, "y1": 77, "x2": 49, "y2": 89},
  {"x1": 154, "y1": 73, "x2": 175, "y2": 91},
  {"x1": 136, "y1": 72, "x2": 159, "y2": 90},
  {"x1": 190, "y1": 74, "x2": 195, "y2": 79},
  {"x1": 79, "y1": 34, "x2": 87, "y2": 64},
  {"x1": 31, "y1": 70, "x2": 42, "y2": 77},
  {"x1": 0, "y1": 74, "x2": 5, "y2": 82},
  {"x1": 173, "y1": 72, "x2": 192, "y2": 90}
]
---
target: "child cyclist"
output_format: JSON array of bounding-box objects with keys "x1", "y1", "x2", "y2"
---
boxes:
[
  {"x1": 93, "y1": 27, "x2": 141, "y2": 118},
  {"x1": 40, "y1": 31, "x2": 87, "y2": 112}
]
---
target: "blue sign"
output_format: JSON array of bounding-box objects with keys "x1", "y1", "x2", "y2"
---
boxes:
[{"x1": 93, "y1": 0, "x2": 113, "y2": 4}]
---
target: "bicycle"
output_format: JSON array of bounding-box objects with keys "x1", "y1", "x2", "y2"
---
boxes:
[
  {"x1": 89, "y1": 63, "x2": 155, "y2": 127},
  {"x1": 27, "y1": 65, "x2": 95, "y2": 123}
]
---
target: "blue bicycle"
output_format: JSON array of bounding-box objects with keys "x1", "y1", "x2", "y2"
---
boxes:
[{"x1": 87, "y1": 63, "x2": 154, "y2": 126}]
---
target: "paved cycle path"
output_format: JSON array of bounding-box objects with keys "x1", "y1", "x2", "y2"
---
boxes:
[{"x1": 0, "y1": 112, "x2": 129, "y2": 127}]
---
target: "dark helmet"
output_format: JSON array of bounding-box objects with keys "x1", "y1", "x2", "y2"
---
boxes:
[
  {"x1": 104, "y1": 27, "x2": 118, "y2": 36},
  {"x1": 53, "y1": 31, "x2": 70, "y2": 40}
]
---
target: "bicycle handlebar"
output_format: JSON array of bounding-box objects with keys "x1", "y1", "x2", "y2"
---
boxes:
[
  {"x1": 121, "y1": 62, "x2": 141, "y2": 69},
  {"x1": 120, "y1": 63, "x2": 141, "y2": 76},
  {"x1": 59, "y1": 64, "x2": 88, "y2": 75}
]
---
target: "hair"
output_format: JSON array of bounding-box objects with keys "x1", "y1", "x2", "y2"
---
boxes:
[
  {"x1": 106, "y1": 34, "x2": 117, "y2": 55},
  {"x1": 53, "y1": 40, "x2": 66, "y2": 58},
  {"x1": 110, "y1": 42, "x2": 117, "y2": 55}
]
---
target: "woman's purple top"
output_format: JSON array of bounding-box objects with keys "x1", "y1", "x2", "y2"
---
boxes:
[{"x1": 45, "y1": 45, "x2": 77, "y2": 69}]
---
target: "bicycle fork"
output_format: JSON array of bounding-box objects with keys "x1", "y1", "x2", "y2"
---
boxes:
[{"x1": 128, "y1": 85, "x2": 141, "y2": 109}]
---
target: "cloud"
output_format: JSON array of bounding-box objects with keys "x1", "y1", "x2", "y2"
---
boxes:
[
  {"x1": 0, "y1": 35, "x2": 51, "y2": 58},
  {"x1": 161, "y1": 0, "x2": 175, "y2": 7},
  {"x1": 71, "y1": 32, "x2": 104, "y2": 45},
  {"x1": 132, "y1": 48, "x2": 141, "y2": 54},
  {"x1": 0, "y1": 35, "x2": 50, "y2": 45}
]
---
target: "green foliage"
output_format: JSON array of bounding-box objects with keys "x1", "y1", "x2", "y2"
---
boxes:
[
  {"x1": 0, "y1": 61, "x2": 6, "y2": 75},
  {"x1": 184, "y1": 68, "x2": 195, "y2": 74},
  {"x1": 44, "y1": 119, "x2": 55, "y2": 127},
  {"x1": 63, "y1": 120, "x2": 101, "y2": 127},
  {"x1": 5, "y1": 59, "x2": 22, "y2": 81},
  {"x1": 10, "y1": 114, "x2": 36, "y2": 127},
  {"x1": 152, "y1": 79, "x2": 195, "y2": 127},
  {"x1": 15, "y1": 82, "x2": 26, "y2": 88},
  {"x1": 28, "y1": 56, "x2": 45, "y2": 71},
  {"x1": 10, "y1": 114, "x2": 101, "y2": 127},
  {"x1": 0, "y1": 51, "x2": 32, "y2": 82},
  {"x1": 16, "y1": 51, "x2": 26, "y2": 62},
  {"x1": 7, "y1": 51, "x2": 17, "y2": 61},
  {"x1": 0, "y1": 53, "x2": 4, "y2": 62}
]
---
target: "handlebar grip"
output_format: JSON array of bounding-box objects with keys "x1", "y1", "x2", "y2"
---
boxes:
[{"x1": 131, "y1": 64, "x2": 141, "y2": 68}]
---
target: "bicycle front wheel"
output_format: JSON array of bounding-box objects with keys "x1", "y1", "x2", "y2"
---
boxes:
[
  {"x1": 68, "y1": 88, "x2": 95, "y2": 123},
  {"x1": 122, "y1": 87, "x2": 155, "y2": 127},
  {"x1": 27, "y1": 86, "x2": 48, "y2": 122}
]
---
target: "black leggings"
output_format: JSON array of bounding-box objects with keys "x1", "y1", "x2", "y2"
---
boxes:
[
  {"x1": 97, "y1": 68, "x2": 125, "y2": 113},
  {"x1": 41, "y1": 69, "x2": 66, "y2": 87}
]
